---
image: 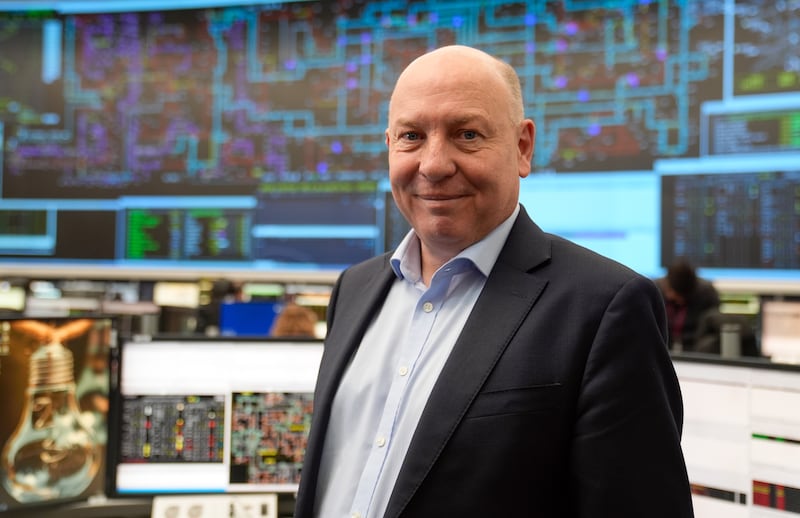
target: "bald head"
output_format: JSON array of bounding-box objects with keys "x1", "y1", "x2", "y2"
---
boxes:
[
  {"x1": 384, "y1": 44, "x2": 535, "y2": 274},
  {"x1": 389, "y1": 45, "x2": 525, "y2": 125}
]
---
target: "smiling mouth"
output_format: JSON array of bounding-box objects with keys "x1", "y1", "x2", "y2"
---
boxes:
[{"x1": 417, "y1": 194, "x2": 464, "y2": 201}]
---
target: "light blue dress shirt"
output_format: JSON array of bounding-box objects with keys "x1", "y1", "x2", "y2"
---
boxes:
[{"x1": 313, "y1": 206, "x2": 520, "y2": 518}]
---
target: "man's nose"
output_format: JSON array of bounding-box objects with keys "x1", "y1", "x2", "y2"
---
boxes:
[{"x1": 418, "y1": 136, "x2": 457, "y2": 181}]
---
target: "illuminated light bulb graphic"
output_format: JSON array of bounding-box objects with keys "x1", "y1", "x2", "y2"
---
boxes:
[{"x1": 1, "y1": 341, "x2": 101, "y2": 502}]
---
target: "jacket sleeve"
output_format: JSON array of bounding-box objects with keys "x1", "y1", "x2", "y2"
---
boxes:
[{"x1": 570, "y1": 275, "x2": 694, "y2": 517}]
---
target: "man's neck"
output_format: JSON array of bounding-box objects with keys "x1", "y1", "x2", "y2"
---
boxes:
[{"x1": 419, "y1": 243, "x2": 461, "y2": 287}]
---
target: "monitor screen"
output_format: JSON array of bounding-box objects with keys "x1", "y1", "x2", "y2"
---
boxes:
[
  {"x1": 218, "y1": 301, "x2": 281, "y2": 337},
  {"x1": 673, "y1": 355, "x2": 800, "y2": 517},
  {"x1": 0, "y1": 316, "x2": 114, "y2": 514},
  {"x1": 106, "y1": 338, "x2": 323, "y2": 496},
  {"x1": 760, "y1": 299, "x2": 800, "y2": 364}
]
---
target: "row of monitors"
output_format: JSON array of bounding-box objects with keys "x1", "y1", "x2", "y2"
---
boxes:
[
  {"x1": 0, "y1": 279, "x2": 331, "y2": 342},
  {"x1": 5, "y1": 278, "x2": 800, "y2": 357},
  {"x1": 0, "y1": 277, "x2": 330, "y2": 325},
  {"x1": 1, "y1": 316, "x2": 800, "y2": 515},
  {"x1": 3, "y1": 180, "x2": 402, "y2": 275},
  {"x1": 2, "y1": 170, "x2": 800, "y2": 278},
  {"x1": 0, "y1": 281, "x2": 198, "y2": 315},
  {"x1": 1, "y1": 278, "x2": 330, "y2": 309}
]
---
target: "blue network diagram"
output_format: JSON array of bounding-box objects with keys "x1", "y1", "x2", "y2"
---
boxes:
[{"x1": 0, "y1": 0, "x2": 798, "y2": 278}]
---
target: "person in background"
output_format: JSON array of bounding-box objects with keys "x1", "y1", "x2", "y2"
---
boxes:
[
  {"x1": 657, "y1": 259, "x2": 720, "y2": 352},
  {"x1": 294, "y1": 45, "x2": 693, "y2": 517},
  {"x1": 269, "y1": 302, "x2": 319, "y2": 338}
]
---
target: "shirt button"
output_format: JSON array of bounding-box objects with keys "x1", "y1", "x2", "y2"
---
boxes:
[
  {"x1": 352, "y1": 513, "x2": 362, "y2": 518},
  {"x1": 399, "y1": 366, "x2": 409, "y2": 376},
  {"x1": 422, "y1": 301, "x2": 434, "y2": 312},
  {"x1": 376, "y1": 436, "x2": 386, "y2": 447}
]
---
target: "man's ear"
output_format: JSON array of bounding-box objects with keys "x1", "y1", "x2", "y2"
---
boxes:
[{"x1": 518, "y1": 119, "x2": 536, "y2": 178}]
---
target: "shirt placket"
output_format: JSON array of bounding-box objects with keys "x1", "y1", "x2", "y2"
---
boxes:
[{"x1": 348, "y1": 272, "x2": 453, "y2": 518}]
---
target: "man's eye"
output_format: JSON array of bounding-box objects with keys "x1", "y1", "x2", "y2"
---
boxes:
[
  {"x1": 462, "y1": 130, "x2": 478, "y2": 140},
  {"x1": 402, "y1": 132, "x2": 420, "y2": 141}
]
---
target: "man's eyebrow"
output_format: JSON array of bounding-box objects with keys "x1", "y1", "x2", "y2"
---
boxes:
[
  {"x1": 390, "y1": 117, "x2": 417, "y2": 128},
  {"x1": 449, "y1": 113, "x2": 488, "y2": 125},
  {"x1": 391, "y1": 113, "x2": 489, "y2": 127}
]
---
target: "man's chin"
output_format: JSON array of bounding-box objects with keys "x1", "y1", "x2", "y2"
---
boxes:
[{"x1": 419, "y1": 223, "x2": 473, "y2": 247}]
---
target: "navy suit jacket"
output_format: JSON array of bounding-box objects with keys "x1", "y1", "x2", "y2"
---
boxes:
[{"x1": 295, "y1": 206, "x2": 694, "y2": 517}]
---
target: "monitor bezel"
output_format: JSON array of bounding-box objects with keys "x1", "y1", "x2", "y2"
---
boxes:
[{"x1": 105, "y1": 335, "x2": 324, "y2": 499}]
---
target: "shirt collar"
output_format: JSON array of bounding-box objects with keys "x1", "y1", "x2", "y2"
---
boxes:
[{"x1": 390, "y1": 204, "x2": 520, "y2": 282}]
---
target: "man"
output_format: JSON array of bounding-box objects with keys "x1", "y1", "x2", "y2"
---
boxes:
[
  {"x1": 656, "y1": 259, "x2": 720, "y2": 352},
  {"x1": 294, "y1": 45, "x2": 694, "y2": 517}
]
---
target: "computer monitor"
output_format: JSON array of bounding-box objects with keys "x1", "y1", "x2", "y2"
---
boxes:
[
  {"x1": 106, "y1": 337, "x2": 323, "y2": 497},
  {"x1": 760, "y1": 299, "x2": 800, "y2": 364},
  {"x1": 0, "y1": 316, "x2": 115, "y2": 514},
  {"x1": 218, "y1": 301, "x2": 281, "y2": 337},
  {"x1": 673, "y1": 355, "x2": 800, "y2": 517}
]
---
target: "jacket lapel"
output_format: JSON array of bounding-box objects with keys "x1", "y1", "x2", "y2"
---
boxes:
[
  {"x1": 383, "y1": 208, "x2": 552, "y2": 517},
  {"x1": 296, "y1": 254, "x2": 396, "y2": 518},
  {"x1": 315, "y1": 255, "x2": 396, "y2": 408}
]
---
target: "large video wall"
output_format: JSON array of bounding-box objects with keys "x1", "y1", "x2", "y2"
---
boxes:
[{"x1": 1, "y1": 0, "x2": 798, "y2": 280}]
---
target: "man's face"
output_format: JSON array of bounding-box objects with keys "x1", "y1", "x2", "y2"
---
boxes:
[{"x1": 385, "y1": 51, "x2": 534, "y2": 259}]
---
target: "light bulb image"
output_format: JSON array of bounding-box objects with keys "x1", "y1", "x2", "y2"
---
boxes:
[{"x1": 1, "y1": 340, "x2": 102, "y2": 502}]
